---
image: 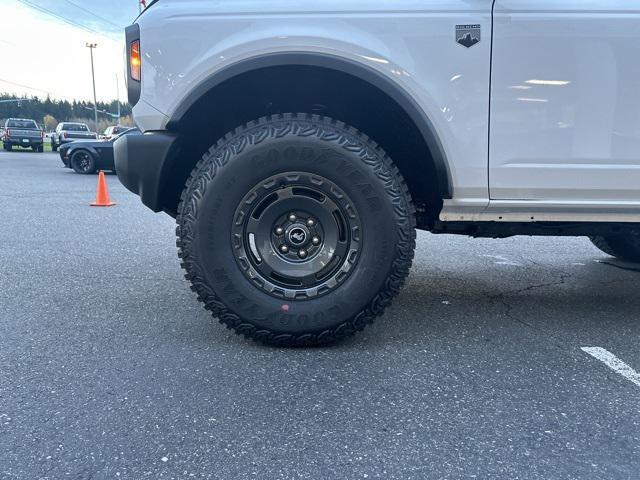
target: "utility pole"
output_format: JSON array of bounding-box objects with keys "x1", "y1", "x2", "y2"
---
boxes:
[
  {"x1": 86, "y1": 43, "x2": 98, "y2": 132},
  {"x1": 115, "y1": 74, "x2": 121, "y2": 122}
]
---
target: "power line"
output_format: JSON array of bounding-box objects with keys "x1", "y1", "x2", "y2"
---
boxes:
[
  {"x1": 0, "y1": 77, "x2": 51, "y2": 95},
  {"x1": 0, "y1": 78, "x2": 88, "y2": 102},
  {"x1": 60, "y1": 0, "x2": 123, "y2": 30},
  {"x1": 17, "y1": 0, "x2": 100, "y2": 34},
  {"x1": 0, "y1": 98, "x2": 30, "y2": 104},
  {"x1": 15, "y1": 0, "x2": 107, "y2": 37}
]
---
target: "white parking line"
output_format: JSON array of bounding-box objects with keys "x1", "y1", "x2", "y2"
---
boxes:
[{"x1": 581, "y1": 347, "x2": 640, "y2": 388}]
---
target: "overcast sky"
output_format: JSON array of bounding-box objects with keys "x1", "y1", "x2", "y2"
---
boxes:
[{"x1": 1, "y1": 0, "x2": 141, "y2": 102}]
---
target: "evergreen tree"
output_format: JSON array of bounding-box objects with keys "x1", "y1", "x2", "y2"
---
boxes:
[{"x1": 0, "y1": 93, "x2": 132, "y2": 130}]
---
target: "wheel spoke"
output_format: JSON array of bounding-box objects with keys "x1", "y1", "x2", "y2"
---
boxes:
[{"x1": 245, "y1": 216, "x2": 260, "y2": 235}]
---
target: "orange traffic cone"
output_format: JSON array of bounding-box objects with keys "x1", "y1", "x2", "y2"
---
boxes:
[{"x1": 90, "y1": 171, "x2": 116, "y2": 207}]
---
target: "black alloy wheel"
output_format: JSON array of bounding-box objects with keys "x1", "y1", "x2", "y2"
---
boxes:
[
  {"x1": 231, "y1": 172, "x2": 362, "y2": 299},
  {"x1": 70, "y1": 150, "x2": 96, "y2": 174}
]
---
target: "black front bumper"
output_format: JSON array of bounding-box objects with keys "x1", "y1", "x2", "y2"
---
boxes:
[
  {"x1": 114, "y1": 131, "x2": 179, "y2": 212},
  {"x1": 59, "y1": 149, "x2": 70, "y2": 166}
]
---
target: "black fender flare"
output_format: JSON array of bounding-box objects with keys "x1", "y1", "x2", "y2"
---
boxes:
[
  {"x1": 166, "y1": 52, "x2": 452, "y2": 198},
  {"x1": 68, "y1": 145, "x2": 99, "y2": 157},
  {"x1": 68, "y1": 146, "x2": 99, "y2": 166}
]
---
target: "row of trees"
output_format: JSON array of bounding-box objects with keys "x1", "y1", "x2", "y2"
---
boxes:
[
  {"x1": 0, "y1": 93, "x2": 132, "y2": 131},
  {"x1": 38, "y1": 114, "x2": 135, "y2": 134}
]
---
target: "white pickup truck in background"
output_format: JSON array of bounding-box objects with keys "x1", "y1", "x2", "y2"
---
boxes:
[
  {"x1": 50, "y1": 122, "x2": 97, "y2": 152},
  {"x1": 115, "y1": 0, "x2": 640, "y2": 346}
]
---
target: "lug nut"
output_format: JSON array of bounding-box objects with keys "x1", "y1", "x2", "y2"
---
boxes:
[
  {"x1": 298, "y1": 249, "x2": 307, "y2": 259},
  {"x1": 280, "y1": 245, "x2": 289, "y2": 253},
  {"x1": 307, "y1": 218, "x2": 315, "y2": 227},
  {"x1": 288, "y1": 213, "x2": 297, "y2": 222},
  {"x1": 275, "y1": 226, "x2": 284, "y2": 235},
  {"x1": 311, "y1": 236, "x2": 320, "y2": 245}
]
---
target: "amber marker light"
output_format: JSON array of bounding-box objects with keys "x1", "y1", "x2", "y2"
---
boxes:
[{"x1": 130, "y1": 40, "x2": 141, "y2": 81}]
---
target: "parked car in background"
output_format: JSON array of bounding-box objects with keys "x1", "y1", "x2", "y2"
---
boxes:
[
  {"x1": 101, "y1": 125, "x2": 130, "y2": 140},
  {"x1": 50, "y1": 122, "x2": 97, "y2": 151},
  {"x1": 60, "y1": 127, "x2": 140, "y2": 174},
  {"x1": 2, "y1": 118, "x2": 44, "y2": 152}
]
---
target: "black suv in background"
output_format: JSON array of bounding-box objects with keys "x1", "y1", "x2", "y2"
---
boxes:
[{"x1": 2, "y1": 118, "x2": 44, "y2": 152}]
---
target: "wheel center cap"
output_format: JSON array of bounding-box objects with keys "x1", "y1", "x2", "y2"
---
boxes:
[{"x1": 286, "y1": 224, "x2": 309, "y2": 246}]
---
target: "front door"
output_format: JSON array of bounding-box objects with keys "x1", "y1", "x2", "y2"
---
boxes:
[{"x1": 489, "y1": 1, "x2": 640, "y2": 203}]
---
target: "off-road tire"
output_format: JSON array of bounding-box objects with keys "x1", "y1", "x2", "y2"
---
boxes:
[
  {"x1": 176, "y1": 113, "x2": 416, "y2": 346},
  {"x1": 590, "y1": 234, "x2": 640, "y2": 263}
]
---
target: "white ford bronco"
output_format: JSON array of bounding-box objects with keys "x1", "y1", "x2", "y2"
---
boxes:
[{"x1": 115, "y1": 1, "x2": 640, "y2": 346}]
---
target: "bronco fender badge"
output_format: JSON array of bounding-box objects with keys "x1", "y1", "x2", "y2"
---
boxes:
[{"x1": 456, "y1": 24, "x2": 481, "y2": 48}]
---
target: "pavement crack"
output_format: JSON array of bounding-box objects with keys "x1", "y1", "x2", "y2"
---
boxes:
[
  {"x1": 489, "y1": 271, "x2": 572, "y2": 298},
  {"x1": 487, "y1": 270, "x2": 574, "y2": 350},
  {"x1": 525, "y1": 258, "x2": 545, "y2": 267}
]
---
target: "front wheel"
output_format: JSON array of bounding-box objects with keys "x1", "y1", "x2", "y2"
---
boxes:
[
  {"x1": 590, "y1": 234, "x2": 640, "y2": 263},
  {"x1": 176, "y1": 114, "x2": 416, "y2": 346},
  {"x1": 70, "y1": 150, "x2": 96, "y2": 174}
]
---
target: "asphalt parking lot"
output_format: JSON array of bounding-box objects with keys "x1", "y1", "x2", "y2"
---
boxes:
[{"x1": 1, "y1": 150, "x2": 639, "y2": 479}]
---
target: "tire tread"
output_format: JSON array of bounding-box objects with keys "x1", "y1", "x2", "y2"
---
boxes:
[
  {"x1": 590, "y1": 235, "x2": 640, "y2": 263},
  {"x1": 176, "y1": 113, "x2": 416, "y2": 346}
]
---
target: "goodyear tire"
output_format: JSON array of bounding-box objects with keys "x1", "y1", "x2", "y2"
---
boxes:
[
  {"x1": 590, "y1": 234, "x2": 640, "y2": 263},
  {"x1": 176, "y1": 114, "x2": 416, "y2": 346}
]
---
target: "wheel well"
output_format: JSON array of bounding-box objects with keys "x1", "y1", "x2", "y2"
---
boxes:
[
  {"x1": 161, "y1": 64, "x2": 447, "y2": 226},
  {"x1": 70, "y1": 147, "x2": 91, "y2": 158}
]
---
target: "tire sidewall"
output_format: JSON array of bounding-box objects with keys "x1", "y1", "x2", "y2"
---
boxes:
[
  {"x1": 71, "y1": 150, "x2": 95, "y2": 174},
  {"x1": 181, "y1": 123, "x2": 411, "y2": 335}
]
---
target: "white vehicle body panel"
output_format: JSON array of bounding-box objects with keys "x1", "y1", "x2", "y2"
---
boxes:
[
  {"x1": 134, "y1": 0, "x2": 640, "y2": 223},
  {"x1": 489, "y1": 1, "x2": 640, "y2": 203},
  {"x1": 135, "y1": 0, "x2": 493, "y2": 204}
]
